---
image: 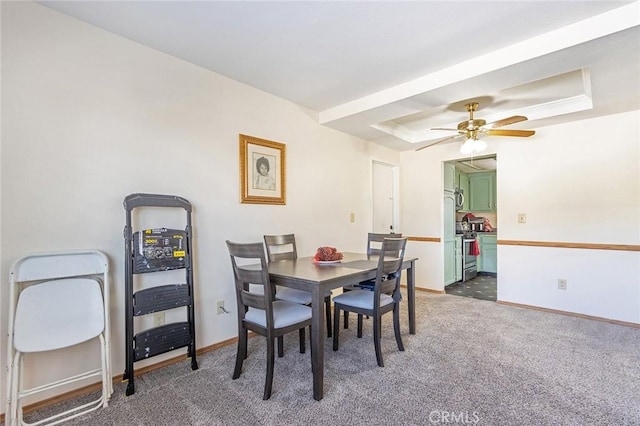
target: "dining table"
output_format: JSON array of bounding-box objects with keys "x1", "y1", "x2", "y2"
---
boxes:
[{"x1": 268, "y1": 251, "x2": 418, "y2": 401}]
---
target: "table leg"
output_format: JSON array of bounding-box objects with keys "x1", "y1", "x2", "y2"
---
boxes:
[
  {"x1": 408, "y1": 261, "x2": 416, "y2": 334},
  {"x1": 311, "y1": 286, "x2": 323, "y2": 400}
]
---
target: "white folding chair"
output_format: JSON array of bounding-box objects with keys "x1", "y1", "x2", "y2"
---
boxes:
[{"x1": 5, "y1": 250, "x2": 112, "y2": 426}]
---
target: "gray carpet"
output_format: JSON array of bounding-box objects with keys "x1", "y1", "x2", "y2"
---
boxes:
[{"x1": 27, "y1": 293, "x2": 640, "y2": 425}]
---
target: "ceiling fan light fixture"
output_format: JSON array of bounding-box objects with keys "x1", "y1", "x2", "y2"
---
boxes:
[
  {"x1": 475, "y1": 139, "x2": 487, "y2": 152},
  {"x1": 460, "y1": 138, "x2": 475, "y2": 154},
  {"x1": 460, "y1": 136, "x2": 486, "y2": 154}
]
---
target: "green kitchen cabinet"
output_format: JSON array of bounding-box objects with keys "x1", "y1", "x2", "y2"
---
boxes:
[
  {"x1": 444, "y1": 163, "x2": 456, "y2": 192},
  {"x1": 469, "y1": 171, "x2": 496, "y2": 212},
  {"x1": 455, "y1": 235, "x2": 462, "y2": 282},
  {"x1": 478, "y1": 234, "x2": 497, "y2": 274},
  {"x1": 444, "y1": 190, "x2": 456, "y2": 285}
]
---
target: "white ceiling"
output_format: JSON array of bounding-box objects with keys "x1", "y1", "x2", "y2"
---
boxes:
[{"x1": 39, "y1": 1, "x2": 640, "y2": 152}]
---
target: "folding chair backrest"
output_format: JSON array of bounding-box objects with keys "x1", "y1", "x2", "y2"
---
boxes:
[
  {"x1": 6, "y1": 250, "x2": 112, "y2": 425},
  {"x1": 11, "y1": 249, "x2": 108, "y2": 282},
  {"x1": 14, "y1": 278, "x2": 105, "y2": 352},
  {"x1": 9, "y1": 250, "x2": 110, "y2": 350},
  {"x1": 263, "y1": 234, "x2": 297, "y2": 262}
]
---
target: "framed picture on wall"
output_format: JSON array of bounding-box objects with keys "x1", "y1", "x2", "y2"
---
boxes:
[{"x1": 239, "y1": 134, "x2": 286, "y2": 205}]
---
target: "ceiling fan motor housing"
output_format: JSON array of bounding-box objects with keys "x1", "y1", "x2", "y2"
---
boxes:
[{"x1": 458, "y1": 119, "x2": 486, "y2": 131}]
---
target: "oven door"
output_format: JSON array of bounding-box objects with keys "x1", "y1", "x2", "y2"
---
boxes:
[
  {"x1": 463, "y1": 238, "x2": 477, "y2": 266},
  {"x1": 462, "y1": 238, "x2": 478, "y2": 281}
]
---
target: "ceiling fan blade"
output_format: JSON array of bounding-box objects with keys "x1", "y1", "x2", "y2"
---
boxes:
[
  {"x1": 486, "y1": 129, "x2": 535, "y2": 137},
  {"x1": 415, "y1": 134, "x2": 463, "y2": 151},
  {"x1": 430, "y1": 127, "x2": 459, "y2": 131},
  {"x1": 486, "y1": 115, "x2": 528, "y2": 128}
]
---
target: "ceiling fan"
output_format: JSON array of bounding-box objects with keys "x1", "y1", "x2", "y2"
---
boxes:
[{"x1": 415, "y1": 102, "x2": 535, "y2": 153}]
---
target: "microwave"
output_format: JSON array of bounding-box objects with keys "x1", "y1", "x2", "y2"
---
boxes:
[{"x1": 454, "y1": 189, "x2": 464, "y2": 210}]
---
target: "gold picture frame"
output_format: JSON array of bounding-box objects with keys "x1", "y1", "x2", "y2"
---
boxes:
[{"x1": 239, "y1": 134, "x2": 286, "y2": 205}]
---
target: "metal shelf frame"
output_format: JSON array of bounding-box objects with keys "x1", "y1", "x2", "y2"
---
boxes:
[{"x1": 122, "y1": 193, "x2": 198, "y2": 396}]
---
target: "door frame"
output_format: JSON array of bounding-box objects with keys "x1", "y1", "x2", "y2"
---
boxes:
[{"x1": 444, "y1": 155, "x2": 499, "y2": 297}]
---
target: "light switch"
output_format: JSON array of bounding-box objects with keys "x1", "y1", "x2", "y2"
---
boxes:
[{"x1": 517, "y1": 213, "x2": 526, "y2": 223}]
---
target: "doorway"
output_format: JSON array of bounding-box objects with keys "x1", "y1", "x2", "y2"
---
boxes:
[
  {"x1": 444, "y1": 155, "x2": 497, "y2": 302},
  {"x1": 371, "y1": 160, "x2": 399, "y2": 233}
]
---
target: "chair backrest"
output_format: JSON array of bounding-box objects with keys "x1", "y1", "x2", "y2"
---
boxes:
[
  {"x1": 14, "y1": 278, "x2": 105, "y2": 352},
  {"x1": 263, "y1": 234, "x2": 297, "y2": 262},
  {"x1": 374, "y1": 237, "x2": 408, "y2": 300},
  {"x1": 6, "y1": 250, "x2": 112, "y2": 424},
  {"x1": 367, "y1": 232, "x2": 403, "y2": 257},
  {"x1": 8, "y1": 250, "x2": 110, "y2": 353},
  {"x1": 226, "y1": 241, "x2": 275, "y2": 326},
  {"x1": 10, "y1": 249, "x2": 109, "y2": 282}
]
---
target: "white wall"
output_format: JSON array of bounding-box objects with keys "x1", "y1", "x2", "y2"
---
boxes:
[
  {"x1": 3, "y1": 1, "x2": 639, "y2": 412},
  {"x1": 0, "y1": 2, "x2": 400, "y2": 407},
  {"x1": 400, "y1": 110, "x2": 640, "y2": 323}
]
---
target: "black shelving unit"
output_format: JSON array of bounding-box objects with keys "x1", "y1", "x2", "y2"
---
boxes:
[{"x1": 122, "y1": 193, "x2": 198, "y2": 396}]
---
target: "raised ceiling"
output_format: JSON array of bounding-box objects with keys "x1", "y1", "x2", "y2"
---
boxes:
[{"x1": 39, "y1": 1, "x2": 640, "y2": 151}]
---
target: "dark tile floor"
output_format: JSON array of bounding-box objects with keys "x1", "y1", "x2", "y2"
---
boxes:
[{"x1": 445, "y1": 273, "x2": 497, "y2": 301}]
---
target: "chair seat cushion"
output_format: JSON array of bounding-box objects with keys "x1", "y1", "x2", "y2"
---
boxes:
[
  {"x1": 275, "y1": 287, "x2": 332, "y2": 304},
  {"x1": 332, "y1": 290, "x2": 394, "y2": 310},
  {"x1": 246, "y1": 300, "x2": 312, "y2": 329}
]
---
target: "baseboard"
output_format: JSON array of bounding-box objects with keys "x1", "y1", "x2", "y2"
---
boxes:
[
  {"x1": 401, "y1": 284, "x2": 445, "y2": 294},
  {"x1": 416, "y1": 286, "x2": 446, "y2": 294},
  {"x1": 496, "y1": 300, "x2": 640, "y2": 329}
]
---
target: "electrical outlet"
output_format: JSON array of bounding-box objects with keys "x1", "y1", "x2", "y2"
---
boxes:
[
  {"x1": 350, "y1": 212, "x2": 355, "y2": 223},
  {"x1": 518, "y1": 213, "x2": 527, "y2": 223},
  {"x1": 153, "y1": 312, "x2": 165, "y2": 326},
  {"x1": 217, "y1": 299, "x2": 226, "y2": 315},
  {"x1": 557, "y1": 279, "x2": 567, "y2": 290}
]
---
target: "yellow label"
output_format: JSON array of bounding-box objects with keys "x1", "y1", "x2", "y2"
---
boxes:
[
  {"x1": 174, "y1": 250, "x2": 186, "y2": 257},
  {"x1": 145, "y1": 239, "x2": 158, "y2": 244},
  {"x1": 144, "y1": 229, "x2": 152, "y2": 234}
]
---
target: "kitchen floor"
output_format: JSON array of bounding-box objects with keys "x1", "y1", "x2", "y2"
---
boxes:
[{"x1": 445, "y1": 273, "x2": 497, "y2": 301}]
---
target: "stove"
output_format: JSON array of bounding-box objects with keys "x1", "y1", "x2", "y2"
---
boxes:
[{"x1": 460, "y1": 232, "x2": 478, "y2": 281}]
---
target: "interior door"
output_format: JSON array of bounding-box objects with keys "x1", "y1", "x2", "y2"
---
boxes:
[{"x1": 372, "y1": 161, "x2": 397, "y2": 233}]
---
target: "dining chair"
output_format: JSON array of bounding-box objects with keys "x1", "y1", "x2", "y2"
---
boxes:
[
  {"x1": 264, "y1": 234, "x2": 333, "y2": 338},
  {"x1": 332, "y1": 237, "x2": 407, "y2": 367},
  {"x1": 342, "y1": 232, "x2": 403, "y2": 333},
  {"x1": 6, "y1": 250, "x2": 112, "y2": 426},
  {"x1": 226, "y1": 240, "x2": 312, "y2": 400}
]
